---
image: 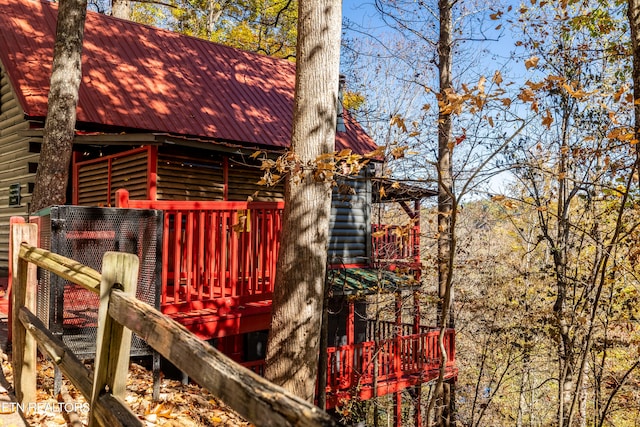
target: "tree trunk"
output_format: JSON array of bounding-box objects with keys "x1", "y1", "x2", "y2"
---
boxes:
[
  {"x1": 628, "y1": 0, "x2": 640, "y2": 184},
  {"x1": 437, "y1": 0, "x2": 454, "y2": 319},
  {"x1": 430, "y1": 0, "x2": 455, "y2": 425},
  {"x1": 207, "y1": 0, "x2": 224, "y2": 36},
  {"x1": 31, "y1": 0, "x2": 88, "y2": 212},
  {"x1": 264, "y1": 0, "x2": 342, "y2": 401},
  {"x1": 111, "y1": 0, "x2": 131, "y2": 20},
  {"x1": 554, "y1": 98, "x2": 574, "y2": 427}
]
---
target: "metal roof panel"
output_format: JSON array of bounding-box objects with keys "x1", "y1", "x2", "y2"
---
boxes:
[{"x1": 0, "y1": 0, "x2": 377, "y2": 153}]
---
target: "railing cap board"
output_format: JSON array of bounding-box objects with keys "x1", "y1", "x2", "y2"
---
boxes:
[
  {"x1": 18, "y1": 243, "x2": 101, "y2": 293},
  {"x1": 108, "y1": 290, "x2": 338, "y2": 427}
]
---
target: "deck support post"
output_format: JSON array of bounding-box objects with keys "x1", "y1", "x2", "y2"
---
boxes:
[
  {"x1": 347, "y1": 300, "x2": 355, "y2": 385},
  {"x1": 148, "y1": 145, "x2": 158, "y2": 200},
  {"x1": 413, "y1": 291, "x2": 421, "y2": 333},
  {"x1": 394, "y1": 390, "x2": 402, "y2": 427},
  {"x1": 347, "y1": 299, "x2": 355, "y2": 346},
  {"x1": 413, "y1": 385, "x2": 422, "y2": 427},
  {"x1": 413, "y1": 290, "x2": 422, "y2": 427},
  {"x1": 394, "y1": 293, "x2": 402, "y2": 426},
  {"x1": 413, "y1": 199, "x2": 421, "y2": 269},
  {"x1": 395, "y1": 292, "x2": 401, "y2": 375}
]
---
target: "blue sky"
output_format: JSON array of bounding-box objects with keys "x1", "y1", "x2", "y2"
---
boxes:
[
  {"x1": 337, "y1": 0, "x2": 525, "y2": 195},
  {"x1": 342, "y1": 0, "x2": 400, "y2": 34},
  {"x1": 342, "y1": 0, "x2": 378, "y2": 26}
]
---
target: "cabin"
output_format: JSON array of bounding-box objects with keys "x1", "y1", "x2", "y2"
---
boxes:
[{"x1": 0, "y1": 0, "x2": 456, "y2": 425}]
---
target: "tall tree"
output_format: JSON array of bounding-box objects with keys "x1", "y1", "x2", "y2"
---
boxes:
[
  {"x1": 342, "y1": 0, "x2": 640, "y2": 424},
  {"x1": 31, "y1": 0, "x2": 88, "y2": 212},
  {"x1": 138, "y1": 0, "x2": 298, "y2": 59},
  {"x1": 512, "y1": 2, "x2": 635, "y2": 424},
  {"x1": 629, "y1": 0, "x2": 640, "y2": 177},
  {"x1": 344, "y1": 1, "x2": 523, "y2": 423},
  {"x1": 88, "y1": 1, "x2": 297, "y2": 58},
  {"x1": 263, "y1": 0, "x2": 341, "y2": 400},
  {"x1": 429, "y1": 0, "x2": 456, "y2": 424}
]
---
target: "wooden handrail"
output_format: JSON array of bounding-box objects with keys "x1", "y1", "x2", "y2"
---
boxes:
[
  {"x1": 18, "y1": 244, "x2": 101, "y2": 293},
  {"x1": 108, "y1": 290, "x2": 333, "y2": 426},
  {"x1": 10, "y1": 221, "x2": 337, "y2": 427}
]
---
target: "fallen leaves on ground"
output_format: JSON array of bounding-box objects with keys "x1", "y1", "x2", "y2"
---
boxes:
[{"x1": 1, "y1": 357, "x2": 253, "y2": 427}]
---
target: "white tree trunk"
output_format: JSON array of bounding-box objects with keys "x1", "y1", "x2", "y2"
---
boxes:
[{"x1": 32, "y1": 0, "x2": 88, "y2": 212}]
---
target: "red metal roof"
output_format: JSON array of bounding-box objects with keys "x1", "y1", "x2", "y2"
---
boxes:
[{"x1": 0, "y1": 0, "x2": 377, "y2": 154}]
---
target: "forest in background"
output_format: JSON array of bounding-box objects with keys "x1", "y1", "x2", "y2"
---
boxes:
[{"x1": 342, "y1": 1, "x2": 640, "y2": 425}]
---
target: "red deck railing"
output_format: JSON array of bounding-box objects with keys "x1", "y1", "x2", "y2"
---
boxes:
[
  {"x1": 113, "y1": 190, "x2": 453, "y2": 408},
  {"x1": 116, "y1": 190, "x2": 284, "y2": 312},
  {"x1": 117, "y1": 190, "x2": 420, "y2": 313},
  {"x1": 372, "y1": 224, "x2": 420, "y2": 265},
  {"x1": 365, "y1": 319, "x2": 433, "y2": 341},
  {"x1": 242, "y1": 328, "x2": 456, "y2": 408},
  {"x1": 326, "y1": 328, "x2": 455, "y2": 394},
  {"x1": 327, "y1": 329, "x2": 456, "y2": 406}
]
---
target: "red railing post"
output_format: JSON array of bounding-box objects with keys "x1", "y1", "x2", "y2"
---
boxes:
[
  {"x1": 325, "y1": 326, "x2": 456, "y2": 407},
  {"x1": 347, "y1": 301, "x2": 355, "y2": 387},
  {"x1": 115, "y1": 188, "x2": 130, "y2": 208},
  {"x1": 185, "y1": 211, "x2": 194, "y2": 303},
  {"x1": 173, "y1": 211, "x2": 182, "y2": 303},
  {"x1": 413, "y1": 199, "x2": 420, "y2": 263},
  {"x1": 197, "y1": 210, "x2": 205, "y2": 301},
  {"x1": 205, "y1": 211, "x2": 215, "y2": 300},
  {"x1": 372, "y1": 222, "x2": 422, "y2": 269},
  {"x1": 394, "y1": 293, "x2": 402, "y2": 379},
  {"x1": 161, "y1": 213, "x2": 170, "y2": 306}
]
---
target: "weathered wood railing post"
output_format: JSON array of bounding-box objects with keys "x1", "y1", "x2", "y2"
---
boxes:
[
  {"x1": 89, "y1": 252, "x2": 139, "y2": 427},
  {"x1": 7, "y1": 216, "x2": 26, "y2": 345},
  {"x1": 11, "y1": 221, "x2": 38, "y2": 406}
]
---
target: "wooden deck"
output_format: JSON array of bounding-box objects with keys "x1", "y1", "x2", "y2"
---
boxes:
[
  {"x1": 324, "y1": 328, "x2": 456, "y2": 407},
  {"x1": 165, "y1": 299, "x2": 272, "y2": 340},
  {"x1": 116, "y1": 190, "x2": 428, "y2": 340},
  {"x1": 114, "y1": 190, "x2": 457, "y2": 414},
  {"x1": 242, "y1": 328, "x2": 457, "y2": 408},
  {"x1": 117, "y1": 189, "x2": 282, "y2": 337}
]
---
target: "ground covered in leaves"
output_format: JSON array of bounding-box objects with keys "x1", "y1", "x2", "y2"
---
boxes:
[{"x1": 1, "y1": 356, "x2": 252, "y2": 426}]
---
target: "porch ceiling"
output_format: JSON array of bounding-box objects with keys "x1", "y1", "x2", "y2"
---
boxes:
[
  {"x1": 372, "y1": 178, "x2": 437, "y2": 202},
  {"x1": 327, "y1": 268, "x2": 420, "y2": 296}
]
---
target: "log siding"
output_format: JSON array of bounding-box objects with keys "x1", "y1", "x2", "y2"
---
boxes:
[{"x1": 0, "y1": 66, "x2": 40, "y2": 271}]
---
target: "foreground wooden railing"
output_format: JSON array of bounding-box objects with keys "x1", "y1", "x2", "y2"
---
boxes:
[{"x1": 10, "y1": 221, "x2": 336, "y2": 427}]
